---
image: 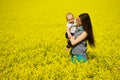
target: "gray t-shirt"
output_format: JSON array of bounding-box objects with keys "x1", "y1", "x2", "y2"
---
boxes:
[{"x1": 71, "y1": 26, "x2": 87, "y2": 57}]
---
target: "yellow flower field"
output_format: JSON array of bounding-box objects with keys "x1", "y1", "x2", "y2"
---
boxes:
[{"x1": 0, "y1": 0, "x2": 120, "y2": 79}]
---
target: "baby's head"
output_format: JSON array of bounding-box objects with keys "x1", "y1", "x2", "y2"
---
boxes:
[{"x1": 66, "y1": 12, "x2": 74, "y2": 24}]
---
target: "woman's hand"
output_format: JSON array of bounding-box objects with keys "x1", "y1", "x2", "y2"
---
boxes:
[{"x1": 71, "y1": 36, "x2": 75, "y2": 39}]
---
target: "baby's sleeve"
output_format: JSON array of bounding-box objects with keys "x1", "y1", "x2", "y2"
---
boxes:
[{"x1": 67, "y1": 23, "x2": 72, "y2": 28}]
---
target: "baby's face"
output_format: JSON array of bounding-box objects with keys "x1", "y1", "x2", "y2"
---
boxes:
[{"x1": 67, "y1": 14, "x2": 74, "y2": 24}]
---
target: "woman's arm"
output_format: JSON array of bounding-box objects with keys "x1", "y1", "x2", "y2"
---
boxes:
[
  {"x1": 66, "y1": 28, "x2": 88, "y2": 46},
  {"x1": 70, "y1": 31, "x2": 87, "y2": 45}
]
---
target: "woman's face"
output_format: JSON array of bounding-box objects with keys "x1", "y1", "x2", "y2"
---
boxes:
[{"x1": 76, "y1": 17, "x2": 82, "y2": 26}]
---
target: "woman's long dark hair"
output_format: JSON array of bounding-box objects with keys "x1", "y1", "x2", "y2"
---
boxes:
[{"x1": 79, "y1": 13, "x2": 95, "y2": 47}]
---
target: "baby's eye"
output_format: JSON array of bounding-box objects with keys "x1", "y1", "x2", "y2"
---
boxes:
[
  {"x1": 70, "y1": 18, "x2": 74, "y2": 20},
  {"x1": 67, "y1": 19, "x2": 70, "y2": 21}
]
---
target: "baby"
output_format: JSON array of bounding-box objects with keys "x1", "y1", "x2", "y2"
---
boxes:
[{"x1": 65, "y1": 13, "x2": 77, "y2": 50}]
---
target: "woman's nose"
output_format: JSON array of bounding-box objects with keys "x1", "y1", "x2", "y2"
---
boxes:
[{"x1": 76, "y1": 19, "x2": 78, "y2": 22}]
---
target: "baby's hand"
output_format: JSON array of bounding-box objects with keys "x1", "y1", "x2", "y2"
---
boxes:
[{"x1": 66, "y1": 27, "x2": 70, "y2": 33}]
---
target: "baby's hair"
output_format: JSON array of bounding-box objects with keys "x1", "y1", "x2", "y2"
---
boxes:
[{"x1": 66, "y1": 12, "x2": 74, "y2": 20}]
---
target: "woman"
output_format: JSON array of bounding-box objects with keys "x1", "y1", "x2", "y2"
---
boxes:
[{"x1": 67, "y1": 13, "x2": 95, "y2": 63}]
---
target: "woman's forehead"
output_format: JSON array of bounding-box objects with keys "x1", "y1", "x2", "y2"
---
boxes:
[{"x1": 76, "y1": 17, "x2": 80, "y2": 19}]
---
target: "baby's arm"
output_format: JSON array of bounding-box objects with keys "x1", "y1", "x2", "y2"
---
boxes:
[{"x1": 66, "y1": 35, "x2": 75, "y2": 48}]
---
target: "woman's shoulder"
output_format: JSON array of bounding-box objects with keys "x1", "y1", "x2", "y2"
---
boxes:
[{"x1": 77, "y1": 26, "x2": 84, "y2": 31}]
